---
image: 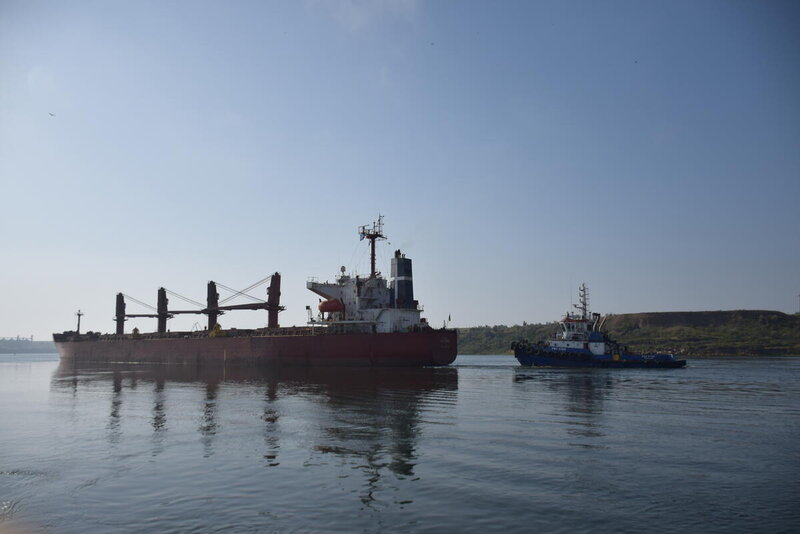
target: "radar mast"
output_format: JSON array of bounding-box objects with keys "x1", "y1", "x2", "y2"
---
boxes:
[
  {"x1": 573, "y1": 284, "x2": 589, "y2": 320},
  {"x1": 358, "y1": 215, "x2": 386, "y2": 278}
]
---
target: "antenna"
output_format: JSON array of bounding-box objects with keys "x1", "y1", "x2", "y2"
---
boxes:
[
  {"x1": 358, "y1": 215, "x2": 386, "y2": 278},
  {"x1": 573, "y1": 283, "x2": 589, "y2": 320}
]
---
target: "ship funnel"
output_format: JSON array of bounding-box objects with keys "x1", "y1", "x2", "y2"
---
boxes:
[{"x1": 391, "y1": 249, "x2": 415, "y2": 309}]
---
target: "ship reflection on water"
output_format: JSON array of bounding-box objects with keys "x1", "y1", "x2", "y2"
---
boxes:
[
  {"x1": 6, "y1": 356, "x2": 796, "y2": 532},
  {"x1": 512, "y1": 368, "x2": 614, "y2": 444},
  {"x1": 51, "y1": 361, "x2": 458, "y2": 505}
]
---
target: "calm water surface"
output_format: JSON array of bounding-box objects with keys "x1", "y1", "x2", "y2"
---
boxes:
[{"x1": 1, "y1": 354, "x2": 798, "y2": 533}]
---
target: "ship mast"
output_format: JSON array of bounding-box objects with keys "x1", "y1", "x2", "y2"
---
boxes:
[
  {"x1": 573, "y1": 284, "x2": 589, "y2": 320},
  {"x1": 359, "y1": 215, "x2": 386, "y2": 278}
]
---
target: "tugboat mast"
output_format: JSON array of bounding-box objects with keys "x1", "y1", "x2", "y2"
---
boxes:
[
  {"x1": 359, "y1": 215, "x2": 386, "y2": 278},
  {"x1": 573, "y1": 284, "x2": 589, "y2": 320}
]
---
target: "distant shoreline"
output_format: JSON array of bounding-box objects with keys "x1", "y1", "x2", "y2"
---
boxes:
[
  {"x1": 5, "y1": 309, "x2": 799, "y2": 357},
  {"x1": 458, "y1": 310, "x2": 800, "y2": 357},
  {"x1": 0, "y1": 340, "x2": 57, "y2": 354}
]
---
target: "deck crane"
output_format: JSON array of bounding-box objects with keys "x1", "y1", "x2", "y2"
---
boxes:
[{"x1": 115, "y1": 273, "x2": 283, "y2": 335}]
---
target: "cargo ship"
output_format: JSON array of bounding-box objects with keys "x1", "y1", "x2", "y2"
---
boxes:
[
  {"x1": 53, "y1": 217, "x2": 457, "y2": 366},
  {"x1": 512, "y1": 284, "x2": 686, "y2": 368}
]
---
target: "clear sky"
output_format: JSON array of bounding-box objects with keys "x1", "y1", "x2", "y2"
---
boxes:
[{"x1": 1, "y1": 0, "x2": 799, "y2": 339}]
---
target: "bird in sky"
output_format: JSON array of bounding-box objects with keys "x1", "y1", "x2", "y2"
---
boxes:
[{"x1": 48, "y1": 112, "x2": 55, "y2": 117}]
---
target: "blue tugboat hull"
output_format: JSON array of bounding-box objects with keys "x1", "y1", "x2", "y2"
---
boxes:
[{"x1": 515, "y1": 350, "x2": 686, "y2": 369}]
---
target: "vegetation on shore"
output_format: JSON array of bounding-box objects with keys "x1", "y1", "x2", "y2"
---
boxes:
[{"x1": 458, "y1": 310, "x2": 800, "y2": 356}]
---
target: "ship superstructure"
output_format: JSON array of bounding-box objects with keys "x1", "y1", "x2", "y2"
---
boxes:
[
  {"x1": 546, "y1": 284, "x2": 608, "y2": 355},
  {"x1": 307, "y1": 216, "x2": 427, "y2": 334}
]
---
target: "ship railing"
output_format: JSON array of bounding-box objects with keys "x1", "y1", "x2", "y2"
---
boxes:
[{"x1": 90, "y1": 325, "x2": 350, "y2": 341}]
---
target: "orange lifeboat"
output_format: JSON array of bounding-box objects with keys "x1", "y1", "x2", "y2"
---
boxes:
[{"x1": 318, "y1": 299, "x2": 344, "y2": 313}]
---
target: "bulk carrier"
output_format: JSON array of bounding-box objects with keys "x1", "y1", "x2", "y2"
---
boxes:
[{"x1": 53, "y1": 217, "x2": 457, "y2": 366}]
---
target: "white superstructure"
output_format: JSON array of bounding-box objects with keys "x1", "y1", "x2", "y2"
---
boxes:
[
  {"x1": 547, "y1": 284, "x2": 610, "y2": 356},
  {"x1": 306, "y1": 217, "x2": 429, "y2": 334}
]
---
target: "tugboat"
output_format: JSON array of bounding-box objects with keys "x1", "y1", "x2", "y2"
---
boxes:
[{"x1": 512, "y1": 284, "x2": 686, "y2": 368}]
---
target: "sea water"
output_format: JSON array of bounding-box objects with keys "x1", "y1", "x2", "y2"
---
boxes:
[{"x1": 0, "y1": 354, "x2": 798, "y2": 533}]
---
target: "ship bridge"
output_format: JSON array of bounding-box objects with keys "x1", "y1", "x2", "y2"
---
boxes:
[{"x1": 307, "y1": 217, "x2": 425, "y2": 334}]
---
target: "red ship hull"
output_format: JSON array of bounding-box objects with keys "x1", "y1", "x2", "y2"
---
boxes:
[{"x1": 54, "y1": 329, "x2": 457, "y2": 367}]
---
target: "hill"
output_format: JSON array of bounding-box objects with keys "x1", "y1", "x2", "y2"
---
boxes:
[{"x1": 458, "y1": 310, "x2": 800, "y2": 356}]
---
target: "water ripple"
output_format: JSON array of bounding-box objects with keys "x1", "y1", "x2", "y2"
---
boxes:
[{"x1": 0, "y1": 357, "x2": 797, "y2": 532}]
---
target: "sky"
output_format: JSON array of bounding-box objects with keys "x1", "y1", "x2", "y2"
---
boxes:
[{"x1": 1, "y1": 0, "x2": 799, "y2": 339}]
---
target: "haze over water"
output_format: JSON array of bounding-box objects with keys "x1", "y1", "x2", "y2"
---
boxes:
[{"x1": 1, "y1": 354, "x2": 798, "y2": 533}]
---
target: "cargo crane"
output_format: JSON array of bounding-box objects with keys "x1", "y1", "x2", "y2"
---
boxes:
[{"x1": 114, "y1": 273, "x2": 283, "y2": 335}]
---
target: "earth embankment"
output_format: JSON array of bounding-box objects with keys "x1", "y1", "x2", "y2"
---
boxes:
[{"x1": 458, "y1": 310, "x2": 800, "y2": 356}]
